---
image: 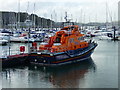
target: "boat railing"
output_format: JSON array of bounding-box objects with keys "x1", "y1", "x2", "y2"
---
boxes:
[
  {"x1": 1, "y1": 49, "x2": 26, "y2": 58},
  {"x1": 37, "y1": 47, "x2": 52, "y2": 53},
  {"x1": 38, "y1": 47, "x2": 68, "y2": 54}
]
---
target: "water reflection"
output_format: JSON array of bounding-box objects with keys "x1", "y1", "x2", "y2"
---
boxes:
[
  {"x1": 28, "y1": 58, "x2": 96, "y2": 88},
  {"x1": 2, "y1": 58, "x2": 96, "y2": 88}
]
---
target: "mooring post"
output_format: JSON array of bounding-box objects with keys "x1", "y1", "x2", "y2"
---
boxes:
[
  {"x1": 8, "y1": 33, "x2": 10, "y2": 57},
  {"x1": 113, "y1": 26, "x2": 116, "y2": 41},
  {"x1": 28, "y1": 28, "x2": 30, "y2": 54}
]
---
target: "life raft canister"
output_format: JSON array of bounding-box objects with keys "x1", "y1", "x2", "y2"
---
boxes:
[
  {"x1": 20, "y1": 46, "x2": 25, "y2": 52},
  {"x1": 32, "y1": 42, "x2": 37, "y2": 49}
]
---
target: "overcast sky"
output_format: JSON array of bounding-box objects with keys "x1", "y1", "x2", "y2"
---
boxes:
[{"x1": 0, "y1": 0, "x2": 119, "y2": 23}]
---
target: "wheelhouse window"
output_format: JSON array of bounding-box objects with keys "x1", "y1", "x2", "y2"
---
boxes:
[
  {"x1": 54, "y1": 37, "x2": 61, "y2": 43},
  {"x1": 54, "y1": 34, "x2": 62, "y2": 43},
  {"x1": 78, "y1": 36, "x2": 84, "y2": 41},
  {"x1": 69, "y1": 38, "x2": 74, "y2": 43}
]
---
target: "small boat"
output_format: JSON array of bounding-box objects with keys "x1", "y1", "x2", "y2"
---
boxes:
[
  {"x1": 1, "y1": 53, "x2": 29, "y2": 68},
  {"x1": 0, "y1": 33, "x2": 8, "y2": 45},
  {"x1": 1, "y1": 45, "x2": 29, "y2": 68},
  {"x1": 29, "y1": 23, "x2": 98, "y2": 66},
  {"x1": 0, "y1": 39, "x2": 8, "y2": 45},
  {"x1": 10, "y1": 36, "x2": 34, "y2": 43}
]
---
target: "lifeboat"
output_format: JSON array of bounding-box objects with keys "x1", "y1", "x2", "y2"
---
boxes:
[{"x1": 29, "y1": 24, "x2": 98, "y2": 66}]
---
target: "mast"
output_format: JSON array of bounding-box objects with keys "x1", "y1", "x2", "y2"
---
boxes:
[
  {"x1": 60, "y1": 12, "x2": 63, "y2": 29},
  {"x1": 8, "y1": 33, "x2": 10, "y2": 57},
  {"x1": 107, "y1": 6, "x2": 113, "y2": 26},
  {"x1": 33, "y1": 3, "x2": 36, "y2": 31},
  {"x1": 83, "y1": 12, "x2": 85, "y2": 27},
  {"x1": 61, "y1": 13, "x2": 63, "y2": 22},
  {"x1": 95, "y1": 14, "x2": 97, "y2": 29},
  {"x1": 113, "y1": 26, "x2": 116, "y2": 40},
  {"x1": 65, "y1": 12, "x2": 68, "y2": 22},
  {"x1": 18, "y1": 0, "x2": 20, "y2": 29},
  {"x1": 54, "y1": 10, "x2": 57, "y2": 30},
  {"x1": 51, "y1": 14, "x2": 53, "y2": 29},
  {"x1": 0, "y1": 12, "x2": 2, "y2": 29},
  {"x1": 106, "y1": 2, "x2": 108, "y2": 31},
  {"x1": 82, "y1": 11, "x2": 85, "y2": 30},
  {"x1": 80, "y1": 9, "x2": 83, "y2": 30},
  {"x1": 71, "y1": 14, "x2": 73, "y2": 22},
  {"x1": 26, "y1": 1, "x2": 31, "y2": 54},
  {"x1": 26, "y1": 1, "x2": 29, "y2": 13},
  {"x1": 89, "y1": 16, "x2": 91, "y2": 30},
  {"x1": 95, "y1": 14, "x2": 97, "y2": 23}
]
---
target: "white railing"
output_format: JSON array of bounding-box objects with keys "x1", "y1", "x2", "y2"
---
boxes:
[
  {"x1": 38, "y1": 46, "x2": 68, "y2": 53},
  {"x1": 1, "y1": 49, "x2": 26, "y2": 58}
]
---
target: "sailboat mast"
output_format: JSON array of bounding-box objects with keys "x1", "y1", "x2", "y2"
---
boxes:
[
  {"x1": 51, "y1": 14, "x2": 53, "y2": 29},
  {"x1": 33, "y1": 3, "x2": 36, "y2": 31},
  {"x1": 106, "y1": 2, "x2": 108, "y2": 31},
  {"x1": 18, "y1": 0, "x2": 20, "y2": 29},
  {"x1": 80, "y1": 9, "x2": 83, "y2": 30},
  {"x1": 26, "y1": 1, "x2": 29, "y2": 13},
  {"x1": 89, "y1": 16, "x2": 91, "y2": 30},
  {"x1": 107, "y1": 6, "x2": 113, "y2": 26}
]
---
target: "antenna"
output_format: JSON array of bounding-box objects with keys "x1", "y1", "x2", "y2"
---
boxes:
[{"x1": 64, "y1": 12, "x2": 68, "y2": 22}]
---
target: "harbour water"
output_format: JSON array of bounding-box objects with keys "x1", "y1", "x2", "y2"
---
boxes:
[{"x1": 0, "y1": 40, "x2": 118, "y2": 88}]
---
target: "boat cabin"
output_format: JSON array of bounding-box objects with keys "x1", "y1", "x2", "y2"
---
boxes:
[{"x1": 39, "y1": 25, "x2": 88, "y2": 52}]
